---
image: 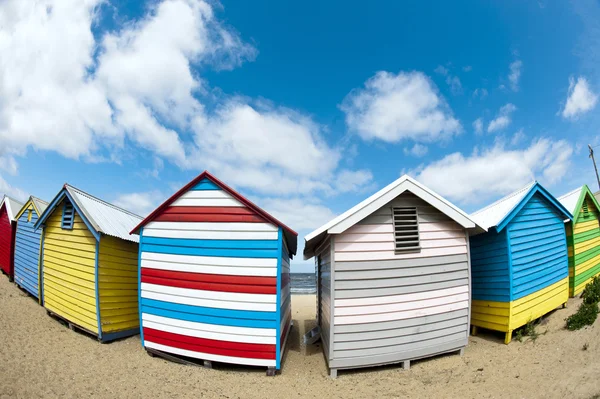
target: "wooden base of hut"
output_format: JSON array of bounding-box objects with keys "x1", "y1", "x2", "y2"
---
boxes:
[
  {"x1": 145, "y1": 348, "x2": 280, "y2": 376},
  {"x1": 46, "y1": 310, "x2": 138, "y2": 343},
  {"x1": 471, "y1": 278, "x2": 568, "y2": 344}
]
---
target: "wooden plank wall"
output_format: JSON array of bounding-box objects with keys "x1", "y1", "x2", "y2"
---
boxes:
[
  {"x1": 139, "y1": 178, "x2": 282, "y2": 368},
  {"x1": 330, "y1": 192, "x2": 469, "y2": 369},
  {"x1": 42, "y1": 200, "x2": 98, "y2": 334},
  {"x1": 569, "y1": 194, "x2": 600, "y2": 296},
  {"x1": 14, "y1": 202, "x2": 42, "y2": 298},
  {"x1": 0, "y1": 206, "x2": 13, "y2": 277},
  {"x1": 98, "y1": 235, "x2": 139, "y2": 334},
  {"x1": 279, "y1": 235, "x2": 292, "y2": 361},
  {"x1": 315, "y1": 240, "x2": 332, "y2": 361}
]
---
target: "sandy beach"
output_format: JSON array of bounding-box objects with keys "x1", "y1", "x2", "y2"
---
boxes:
[{"x1": 0, "y1": 276, "x2": 599, "y2": 399}]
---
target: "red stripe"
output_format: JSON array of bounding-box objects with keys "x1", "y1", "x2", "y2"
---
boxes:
[
  {"x1": 141, "y1": 268, "x2": 276, "y2": 287},
  {"x1": 163, "y1": 207, "x2": 256, "y2": 215},
  {"x1": 141, "y1": 275, "x2": 276, "y2": 294},
  {"x1": 154, "y1": 213, "x2": 267, "y2": 223},
  {"x1": 144, "y1": 328, "x2": 276, "y2": 360}
]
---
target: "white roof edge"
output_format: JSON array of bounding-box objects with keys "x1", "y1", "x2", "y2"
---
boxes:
[
  {"x1": 304, "y1": 175, "x2": 483, "y2": 257},
  {"x1": 1, "y1": 195, "x2": 25, "y2": 221},
  {"x1": 557, "y1": 186, "x2": 583, "y2": 215}
]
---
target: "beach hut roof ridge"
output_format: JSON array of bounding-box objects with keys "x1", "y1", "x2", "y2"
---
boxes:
[
  {"x1": 130, "y1": 170, "x2": 298, "y2": 255},
  {"x1": 15, "y1": 195, "x2": 49, "y2": 220},
  {"x1": 1, "y1": 195, "x2": 25, "y2": 221},
  {"x1": 471, "y1": 181, "x2": 572, "y2": 231},
  {"x1": 303, "y1": 174, "x2": 483, "y2": 260}
]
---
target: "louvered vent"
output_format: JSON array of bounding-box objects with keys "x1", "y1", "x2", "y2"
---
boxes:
[
  {"x1": 583, "y1": 201, "x2": 589, "y2": 215},
  {"x1": 392, "y1": 206, "x2": 420, "y2": 253},
  {"x1": 61, "y1": 202, "x2": 74, "y2": 230}
]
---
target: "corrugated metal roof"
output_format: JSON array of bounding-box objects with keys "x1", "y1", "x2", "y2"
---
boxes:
[
  {"x1": 471, "y1": 182, "x2": 536, "y2": 230},
  {"x1": 557, "y1": 186, "x2": 583, "y2": 215},
  {"x1": 1, "y1": 195, "x2": 25, "y2": 221},
  {"x1": 31, "y1": 196, "x2": 49, "y2": 215},
  {"x1": 66, "y1": 185, "x2": 143, "y2": 243}
]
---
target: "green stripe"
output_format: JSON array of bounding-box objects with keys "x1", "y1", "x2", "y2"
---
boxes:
[
  {"x1": 573, "y1": 245, "x2": 600, "y2": 265},
  {"x1": 573, "y1": 227, "x2": 600, "y2": 244},
  {"x1": 574, "y1": 263, "x2": 600, "y2": 287}
]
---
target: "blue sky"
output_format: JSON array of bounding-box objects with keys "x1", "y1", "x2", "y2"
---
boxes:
[{"x1": 1, "y1": 0, "x2": 599, "y2": 272}]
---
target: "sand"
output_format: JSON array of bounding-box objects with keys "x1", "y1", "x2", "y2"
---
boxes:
[{"x1": 0, "y1": 277, "x2": 599, "y2": 399}]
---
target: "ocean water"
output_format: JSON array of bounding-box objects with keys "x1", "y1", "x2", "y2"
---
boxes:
[{"x1": 290, "y1": 273, "x2": 316, "y2": 294}]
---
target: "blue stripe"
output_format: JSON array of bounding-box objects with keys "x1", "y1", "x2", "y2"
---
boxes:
[
  {"x1": 138, "y1": 227, "x2": 145, "y2": 348},
  {"x1": 275, "y1": 228, "x2": 282, "y2": 369},
  {"x1": 191, "y1": 179, "x2": 221, "y2": 190},
  {"x1": 141, "y1": 243, "x2": 279, "y2": 258},
  {"x1": 14, "y1": 210, "x2": 42, "y2": 299},
  {"x1": 142, "y1": 236, "x2": 279, "y2": 250},
  {"x1": 141, "y1": 303, "x2": 278, "y2": 329},
  {"x1": 141, "y1": 298, "x2": 277, "y2": 321}
]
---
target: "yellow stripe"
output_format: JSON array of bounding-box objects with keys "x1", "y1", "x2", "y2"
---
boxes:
[
  {"x1": 471, "y1": 300, "x2": 510, "y2": 332},
  {"x1": 574, "y1": 252, "x2": 600, "y2": 276},
  {"x1": 574, "y1": 236, "x2": 600, "y2": 255},
  {"x1": 509, "y1": 278, "x2": 568, "y2": 330},
  {"x1": 574, "y1": 220, "x2": 600, "y2": 234}
]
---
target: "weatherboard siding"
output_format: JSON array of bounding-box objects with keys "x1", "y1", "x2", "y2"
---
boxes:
[
  {"x1": 42, "y1": 202, "x2": 98, "y2": 334},
  {"x1": 507, "y1": 194, "x2": 569, "y2": 301},
  {"x1": 469, "y1": 229, "x2": 510, "y2": 302},
  {"x1": 14, "y1": 203, "x2": 42, "y2": 297},
  {"x1": 139, "y1": 177, "x2": 286, "y2": 368},
  {"x1": 0, "y1": 206, "x2": 12, "y2": 277},
  {"x1": 330, "y1": 192, "x2": 469, "y2": 368},
  {"x1": 98, "y1": 235, "x2": 139, "y2": 334},
  {"x1": 568, "y1": 194, "x2": 600, "y2": 296},
  {"x1": 316, "y1": 240, "x2": 333, "y2": 360}
]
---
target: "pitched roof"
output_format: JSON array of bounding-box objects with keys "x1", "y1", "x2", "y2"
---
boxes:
[
  {"x1": 130, "y1": 171, "x2": 299, "y2": 256},
  {"x1": 15, "y1": 195, "x2": 49, "y2": 220},
  {"x1": 303, "y1": 174, "x2": 483, "y2": 260},
  {"x1": 471, "y1": 182, "x2": 535, "y2": 230},
  {"x1": 0, "y1": 195, "x2": 25, "y2": 221},
  {"x1": 471, "y1": 181, "x2": 572, "y2": 232},
  {"x1": 558, "y1": 184, "x2": 600, "y2": 224},
  {"x1": 36, "y1": 184, "x2": 143, "y2": 243}
]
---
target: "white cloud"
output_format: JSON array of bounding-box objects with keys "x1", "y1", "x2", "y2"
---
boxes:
[
  {"x1": 260, "y1": 197, "x2": 337, "y2": 231},
  {"x1": 341, "y1": 71, "x2": 461, "y2": 143},
  {"x1": 561, "y1": 76, "x2": 598, "y2": 119},
  {"x1": 463, "y1": 66, "x2": 473, "y2": 72},
  {"x1": 488, "y1": 103, "x2": 517, "y2": 133},
  {"x1": 415, "y1": 138, "x2": 573, "y2": 204},
  {"x1": 0, "y1": 155, "x2": 18, "y2": 176},
  {"x1": 472, "y1": 88, "x2": 488, "y2": 99},
  {"x1": 508, "y1": 60, "x2": 523, "y2": 91},
  {"x1": 0, "y1": 0, "x2": 373, "y2": 200},
  {"x1": 404, "y1": 143, "x2": 428, "y2": 157},
  {"x1": 473, "y1": 118, "x2": 483, "y2": 134},
  {"x1": 434, "y1": 65, "x2": 462, "y2": 95},
  {"x1": 113, "y1": 190, "x2": 168, "y2": 217},
  {"x1": 333, "y1": 169, "x2": 375, "y2": 193},
  {"x1": 0, "y1": 174, "x2": 28, "y2": 202},
  {"x1": 511, "y1": 128, "x2": 526, "y2": 146}
]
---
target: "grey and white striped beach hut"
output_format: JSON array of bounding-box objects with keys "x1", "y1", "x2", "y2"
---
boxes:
[{"x1": 304, "y1": 175, "x2": 483, "y2": 378}]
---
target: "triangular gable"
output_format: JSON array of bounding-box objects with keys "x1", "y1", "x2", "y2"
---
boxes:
[
  {"x1": 15, "y1": 197, "x2": 37, "y2": 220},
  {"x1": 0, "y1": 196, "x2": 24, "y2": 221},
  {"x1": 34, "y1": 186, "x2": 101, "y2": 241},
  {"x1": 571, "y1": 185, "x2": 600, "y2": 225},
  {"x1": 130, "y1": 171, "x2": 298, "y2": 255},
  {"x1": 494, "y1": 182, "x2": 573, "y2": 233},
  {"x1": 304, "y1": 175, "x2": 482, "y2": 259}
]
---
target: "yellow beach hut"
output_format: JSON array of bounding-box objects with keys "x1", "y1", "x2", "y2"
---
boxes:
[
  {"x1": 558, "y1": 185, "x2": 600, "y2": 297},
  {"x1": 34, "y1": 184, "x2": 143, "y2": 342}
]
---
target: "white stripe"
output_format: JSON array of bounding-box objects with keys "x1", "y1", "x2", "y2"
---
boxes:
[
  {"x1": 142, "y1": 283, "x2": 276, "y2": 303},
  {"x1": 143, "y1": 228, "x2": 278, "y2": 240},
  {"x1": 142, "y1": 313, "x2": 276, "y2": 337},
  {"x1": 336, "y1": 285, "x2": 469, "y2": 307},
  {"x1": 145, "y1": 221, "x2": 278, "y2": 232},
  {"x1": 141, "y1": 251, "x2": 278, "y2": 267},
  {"x1": 142, "y1": 319, "x2": 276, "y2": 345},
  {"x1": 335, "y1": 301, "x2": 469, "y2": 325},
  {"x1": 172, "y1": 198, "x2": 242, "y2": 207},
  {"x1": 335, "y1": 292, "x2": 469, "y2": 316},
  {"x1": 179, "y1": 191, "x2": 232, "y2": 199},
  {"x1": 144, "y1": 341, "x2": 276, "y2": 367},
  {"x1": 143, "y1": 290, "x2": 277, "y2": 312},
  {"x1": 142, "y1": 260, "x2": 277, "y2": 277}
]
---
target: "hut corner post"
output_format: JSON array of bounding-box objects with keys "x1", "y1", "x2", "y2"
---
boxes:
[
  {"x1": 329, "y1": 236, "x2": 336, "y2": 379},
  {"x1": 269, "y1": 227, "x2": 283, "y2": 377},
  {"x1": 137, "y1": 227, "x2": 145, "y2": 349}
]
